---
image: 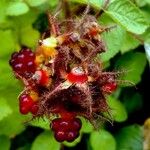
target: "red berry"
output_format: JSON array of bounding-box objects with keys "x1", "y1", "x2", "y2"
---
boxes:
[
  {"x1": 54, "y1": 130, "x2": 66, "y2": 142},
  {"x1": 51, "y1": 118, "x2": 62, "y2": 131},
  {"x1": 102, "y1": 82, "x2": 117, "y2": 94},
  {"x1": 19, "y1": 93, "x2": 34, "y2": 115},
  {"x1": 20, "y1": 106, "x2": 30, "y2": 115},
  {"x1": 66, "y1": 131, "x2": 79, "y2": 142},
  {"x1": 59, "y1": 120, "x2": 70, "y2": 131},
  {"x1": 51, "y1": 118, "x2": 70, "y2": 132},
  {"x1": 9, "y1": 48, "x2": 36, "y2": 78},
  {"x1": 30, "y1": 103, "x2": 39, "y2": 115},
  {"x1": 67, "y1": 67, "x2": 88, "y2": 84},
  {"x1": 72, "y1": 118, "x2": 81, "y2": 131},
  {"x1": 33, "y1": 70, "x2": 49, "y2": 86},
  {"x1": 51, "y1": 117, "x2": 82, "y2": 142}
]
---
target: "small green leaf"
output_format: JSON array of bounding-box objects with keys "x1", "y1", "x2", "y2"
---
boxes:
[
  {"x1": 30, "y1": 117, "x2": 50, "y2": 130},
  {"x1": 20, "y1": 25, "x2": 40, "y2": 48},
  {"x1": 115, "y1": 52, "x2": 147, "y2": 85},
  {"x1": 6, "y1": 2, "x2": 29, "y2": 16},
  {"x1": 26, "y1": 0, "x2": 47, "y2": 7},
  {"x1": 0, "y1": 135, "x2": 11, "y2": 150},
  {"x1": 106, "y1": 96, "x2": 128, "y2": 122},
  {"x1": 31, "y1": 131, "x2": 60, "y2": 150},
  {"x1": 0, "y1": 98, "x2": 12, "y2": 121},
  {"x1": 90, "y1": 130, "x2": 116, "y2": 150},
  {"x1": 105, "y1": 0, "x2": 148, "y2": 34},
  {"x1": 99, "y1": 25, "x2": 125, "y2": 62},
  {"x1": 80, "y1": 118, "x2": 93, "y2": 133},
  {"x1": 115, "y1": 125, "x2": 143, "y2": 150}
]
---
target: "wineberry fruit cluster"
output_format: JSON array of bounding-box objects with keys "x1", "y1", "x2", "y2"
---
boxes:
[
  {"x1": 9, "y1": 48, "x2": 36, "y2": 78},
  {"x1": 19, "y1": 92, "x2": 39, "y2": 115},
  {"x1": 9, "y1": 8, "x2": 118, "y2": 142},
  {"x1": 51, "y1": 117, "x2": 81, "y2": 142}
]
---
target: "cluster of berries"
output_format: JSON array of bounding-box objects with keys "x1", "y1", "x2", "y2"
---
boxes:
[
  {"x1": 9, "y1": 49, "x2": 36, "y2": 78},
  {"x1": 9, "y1": 11, "x2": 118, "y2": 142},
  {"x1": 51, "y1": 117, "x2": 81, "y2": 142}
]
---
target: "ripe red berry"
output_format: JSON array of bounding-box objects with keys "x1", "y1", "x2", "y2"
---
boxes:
[
  {"x1": 102, "y1": 82, "x2": 117, "y2": 94},
  {"x1": 66, "y1": 131, "x2": 79, "y2": 142},
  {"x1": 19, "y1": 93, "x2": 34, "y2": 115},
  {"x1": 30, "y1": 103, "x2": 39, "y2": 115},
  {"x1": 51, "y1": 118, "x2": 62, "y2": 131},
  {"x1": 67, "y1": 67, "x2": 88, "y2": 84},
  {"x1": 72, "y1": 118, "x2": 82, "y2": 131},
  {"x1": 9, "y1": 48, "x2": 36, "y2": 78},
  {"x1": 54, "y1": 130, "x2": 66, "y2": 142},
  {"x1": 33, "y1": 70, "x2": 50, "y2": 86},
  {"x1": 51, "y1": 117, "x2": 82, "y2": 142}
]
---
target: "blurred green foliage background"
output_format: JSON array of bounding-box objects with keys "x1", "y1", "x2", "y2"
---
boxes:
[{"x1": 0, "y1": 0, "x2": 150, "y2": 149}]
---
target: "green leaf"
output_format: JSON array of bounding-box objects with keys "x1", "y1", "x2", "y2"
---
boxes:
[
  {"x1": 80, "y1": 118, "x2": 93, "y2": 133},
  {"x1": 0, "y1": 98, "x2": 12, "y2": 121},
  {"x1": 31, "y1": 131, "x2": 60, "y2": 150},
  {"x1": 6, "y1": 2, "x2": 29, "y2": 16},
  {"x1": 115, "y1": 125, "x2": 143, "y2": 150},
  {"x1": 105, "y1": 0, "x2": 148, "y2": 34},
  {"x1": 120, "y1": 32, "x2": 140, "y2": 54},
  {"x1": 0, "y1": 0, "x2": 7, "y2": 23},
  {"x1": 122, "y1": 92, "x2": 143, "y2": 114},
  {"x1": 0, "y1": 135, "x2": 11, "y2": 150},
  {"x1": 26, "y1": 0, "x2": 48, "y2": 7},
  {"x1": 30, "y1": 117, "x2": 50, "y2": 130},
  {"x1": 20, "y1": 25, "x2": 40, "y2": 48},
  {"x1": 0, "y1": 113, "x2": 26, "y2": 136},
  {"x1": 115, "y1": 52, "x2": 147, "y2": 85},
  {"x1": 106, "y1": 96, "x2": 128, "y2": 122},
  {"x1": 70, "y1": 0, "x2": 103, "y2": 8},
  {"x1": 13, "y1": 10, "x2": 39, "y2": 26},
  {"x1": 99, "y1": 25, "x2": 125, "y2": 62},
  {"x1": 134, "y1": 0, "x2": 149, "y2": 7},
  {"x1": 90, "y1": 130, "x2": 116, "y2": 150},
  {"x1": 0, "y1": 30, "x2": 18, "y2": 57}
]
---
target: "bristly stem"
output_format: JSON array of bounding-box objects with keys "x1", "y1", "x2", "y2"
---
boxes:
[
  {"x1": 63, "y1": 0, "x2": 71, "y2": 19},
  {"x1": 46, "y1": 11, "x2": 60, "y2": 36}
]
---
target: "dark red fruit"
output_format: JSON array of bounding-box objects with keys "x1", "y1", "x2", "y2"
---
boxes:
[
  {"x1": 51, "y1": 117, "x2": 82, "y2": 142},
  {"x1": 102, "y1": 82, "x2": 117, "y2": 94},
  {"x1": 51, "y1": 118, "x2": 62, "y2": 131},
  {"x1": 66, "y1": 131, "x2": 79, "y2": 142},
  {"x1": 72, "y1": 118, "x2": 82, "y2": 130},
  {"x1": 54, "y1": 130, "x2": 66, "y2": 142},
  {"x1": 30, "y1": 103, "x2": 39, "y2": 115},
  {"x1": 19, "y1": 93, "x2": 34, "y2": 115},
  {"x1": 67, "y1": 67, "x2": 88, "y2": 84},
  {"x1": 9, "y1": 48, "x2": 36, "y2": 78}
]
